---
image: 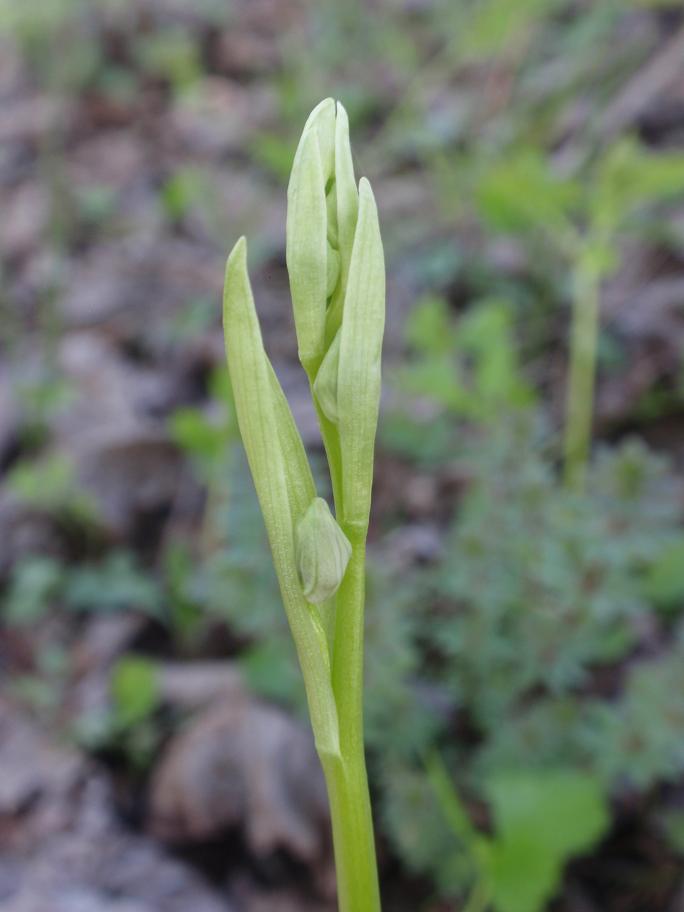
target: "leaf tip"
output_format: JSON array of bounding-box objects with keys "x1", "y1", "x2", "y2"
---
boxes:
[
  {"x1": 223, "y1": 236, "x2": 252, "y2": 328},
  {"x1": 227, "y1": 235, "x2": 247, "y2": 263},
  {"x1": 358, "y1": 176, "x2": 375, "y2": 203}
]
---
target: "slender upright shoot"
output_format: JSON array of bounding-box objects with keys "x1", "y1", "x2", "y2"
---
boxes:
[
  {"x1": 563, "y1": 249, "x2": 601, "y2": 492},
  {"x1": 222, "y1": 99, "x2": 384, "y2": 912}
]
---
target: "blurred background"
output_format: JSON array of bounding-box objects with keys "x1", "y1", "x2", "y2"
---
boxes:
[{"x1": 1, "y1": 1, "x2": 684, "y2": 910}]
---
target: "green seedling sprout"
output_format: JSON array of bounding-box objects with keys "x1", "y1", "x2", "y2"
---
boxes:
[{"x1": 223, "y1": 98, "x2": 384, "y2": 912}]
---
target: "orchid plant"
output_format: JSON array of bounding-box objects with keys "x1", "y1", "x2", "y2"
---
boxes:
[{"x1": 223, "y1": 99, "x2": 384, "y2": 912}]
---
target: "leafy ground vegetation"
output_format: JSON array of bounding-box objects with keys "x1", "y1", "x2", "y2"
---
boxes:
[{"x1": 1, "y1": 1, "x2": 684, "y2": 910}]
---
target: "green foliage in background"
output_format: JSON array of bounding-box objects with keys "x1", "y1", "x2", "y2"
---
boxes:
[
  {"x1": 375, "y1": 430, "x2": 684, "y2": 904},
  {"x1": 171, "y1": 373, "x2": 684, "y2": 906},
  {"x1": 75, "y1": 654, "x2": 162, "y2": 771},
  {"x1": 480, "y1": 770, "x2": 608, "y2": 912},
  {"x1": 426, "y1": 755, "x2": 609, "y2": 912},
  {"x1": 3, "y1": 0, "x2": 684, "y2": 907},
  {"x1": 3, "y1": 550, "x2": 162, "y2": 626},
  {"x1": 7, "y1": 453, "x2": 98, "y2": 525},
  {"x1": 398, "y1": 296, "x2": 534, "y2": 418},
  {"x1": 110, "y1": 655, "x2": 159, "y2": 728},
  {"x1": 382, "y1": 295, "x2": 534, "y2": 467},
  {"x1": 431, "y1": 431, "x2": 677, "y2": 722}
]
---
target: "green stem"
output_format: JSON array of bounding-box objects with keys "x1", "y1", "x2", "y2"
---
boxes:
[
  {"x1": 320, "y1": 535, "x2": 381, "y2": 912},
  {"x1": 305, "y1": 365, "x2": 344, "y2": 517},
  {"x1": 563, "y1": 258, "x2": 600, "y2": 492},
  {"x1": 463, "y1": 880, "x2": 490, "y2": 912},
  {"x1": 322, "y1": 752, "x2": 380, "y2": 912}
]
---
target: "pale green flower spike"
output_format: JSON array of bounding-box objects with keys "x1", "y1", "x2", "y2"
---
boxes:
[
  {"x1": 297, "y1": 497, "x2": 352, "y2": 604},
  {"x1": 223, "y1": 100, "x2": 384, "y2": 912}
]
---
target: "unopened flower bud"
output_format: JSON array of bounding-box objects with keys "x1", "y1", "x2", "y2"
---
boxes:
[
  {"x1": 286, "y1": 99, "x2": 359, "y2": 374},
  {"x1": 296, "y1": 497, "x2": 351, "y2": 604}
]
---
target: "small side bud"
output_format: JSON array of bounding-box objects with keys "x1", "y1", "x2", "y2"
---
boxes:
[{"x1": 296, "y1": 497, "x2": 351, "y2": 604}]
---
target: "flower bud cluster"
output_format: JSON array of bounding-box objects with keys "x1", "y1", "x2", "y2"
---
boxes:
[{"x1": 287, "y1": 98, "x2": 386, "y2": 533}]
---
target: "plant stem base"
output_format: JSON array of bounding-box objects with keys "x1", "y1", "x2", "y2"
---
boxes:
[{"x1": 322, "y1": 753, "x2": 381, "y2": 912}]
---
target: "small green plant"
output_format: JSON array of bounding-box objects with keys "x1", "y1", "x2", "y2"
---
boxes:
[
  {"x1": 75, "y1": 655, "x2": 162, "y2": 772},
  {"x1": 134, "y1": 27, "x2": 201, "y2": 94},
  {"x1": 398, "y1": 295, "x2": 534, "y2": 418},
  {"x1": 7, "y1": 452, "x2": 98, "y2": 526},
  {"x1": 64, "y1": 551, "x2": 163, "y2": 617},
  {"x1": 382, "y1": 294, "x2": 534, "y2": 465},
  {"x1": 562, "y1": 140, "x2": 684, "y2": 490},
  {"x1": 222, "y1": 99, "x2": 384, "y2": 911},
  {"x1": 426, "y1": 754, "x2": 609, "y2": 912},
  {"x1": 110, "y1": 655, "x2": 159, "y2": 730},
  {"x1": 3, "y1": 550, "x2": 162, "y2": 626},
  {"x1": 469, "y1": 138, "x2": 684, "y2": 490},
  {"x1": 4, "y1": 556, "x2": 64, "y2": 626}
]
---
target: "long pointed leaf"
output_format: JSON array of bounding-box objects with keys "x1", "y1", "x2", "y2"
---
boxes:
[{"x1": 223, "y1": 238, "x2": 339, "y2": 757}]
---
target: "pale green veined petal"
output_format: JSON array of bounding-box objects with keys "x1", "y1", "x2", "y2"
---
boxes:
[
  {"x1": 337, "y1": 179, "x2": 386, "y2": 531},
  {"x1": 297, "y1": 97, "x2": 335, "y2": 183},
  {"x1": 325, "y1": 102, "x2": 359, "y2": 347},
  {"x1": 334, "y1": 102, "x2": 358, "y2": 279},
  {"x1": 287, "y1": 127, "x2": 328, "y2": 370}
]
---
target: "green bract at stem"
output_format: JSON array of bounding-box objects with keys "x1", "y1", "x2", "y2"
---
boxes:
[
  {"x1": 222, "y1": 239, "x2": 340, "y2": 760},
  {"x1": 297, "y1": 497, "x2": 352, "y2": 605},
  {"x1": 224, "y1": 98, "x2": 384, "y2": 912}
]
